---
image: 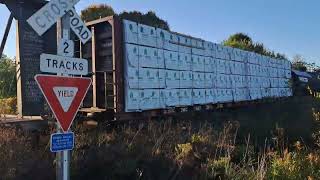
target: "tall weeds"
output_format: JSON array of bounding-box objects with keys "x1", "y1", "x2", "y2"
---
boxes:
[{"x1": 1, "y1": 97, "x2": 320, "y2": 179}]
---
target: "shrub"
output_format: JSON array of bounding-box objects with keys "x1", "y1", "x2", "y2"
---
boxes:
[
  {"x1": 175, "y1": 143, "x2": 193, "y2": 162},
  {"x1": 267, "y1": 149, "x2": 320, "y2": 180},
  {"x1": 0, "y1": 56, "x2": 16, "y2": 98},
  {"x1": 191, "y1": 134, "x2": 208, "y2": 144},
  {"x1": 207, "y1": 157, "x2": 231, "y2": 179},
  {"x1": 0, "y1": 97, "x2": 17, "y2": 115},
  {"x1": 267, "y1": 151, "x2": 302, "y2": 179}
]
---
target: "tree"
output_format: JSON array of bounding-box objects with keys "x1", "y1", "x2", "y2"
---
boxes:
[
  {"x1": 80, "y1": 4, "x2": 170, "y2": 30},
  {"x1": 291, "y1": 54, "x2": 307, "y2": 72},
  {"x1": 81, "y1": 4, "x2": 115, "y2": 22},
  {"x1": 227, "y1": 33, "x2": 252, "y2": 43},
  {"x1": 222, "y1": 33, "x2": 254, "y2": 51},
  {"x1": 119, "y1": 11, "x2": 170, "y2": 30},
  {"x1": 275, "y1": 53, "x2": 286, "y2": 60},
  {"x1": 0, "y1": 55, "x2": 16, "y2": 98},
  {"x1": 223, "y1": 33, "x2": 287, "y2": 60}
]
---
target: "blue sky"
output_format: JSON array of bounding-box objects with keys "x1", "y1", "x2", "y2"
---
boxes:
[{"x1": 0, "y1": 0, "x2": 319, "y2": 64}]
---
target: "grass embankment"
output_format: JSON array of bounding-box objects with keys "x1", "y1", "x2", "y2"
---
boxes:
[{"x1": 1, "y1": 96, "x2": 320, "y2": 179}]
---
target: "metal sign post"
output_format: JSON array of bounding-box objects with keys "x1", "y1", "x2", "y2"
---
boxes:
[
  {"x1": 26, "y1": 1, "x2": 92, "y2": 180},
  {"x1": 58, "y1": 14, "x2": 70, "y2": 180}
]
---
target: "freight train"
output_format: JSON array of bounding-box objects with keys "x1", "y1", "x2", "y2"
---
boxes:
[{"x1": 73, "y1": 16, "x2": 292, "y2": 121}]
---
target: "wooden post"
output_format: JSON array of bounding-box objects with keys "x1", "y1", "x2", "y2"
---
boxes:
[{"x1": 91, "y1": 26, "x2": 97, "y2": 108}]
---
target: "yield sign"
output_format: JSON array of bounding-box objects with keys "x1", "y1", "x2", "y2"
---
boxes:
[{"x1": 35, "y1": 74, "x2": 92, "y2": 132}]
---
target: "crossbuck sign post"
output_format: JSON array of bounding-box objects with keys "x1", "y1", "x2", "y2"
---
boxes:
[{"x1": 27, "y1": 1, "x2": 92, "y2": 180}]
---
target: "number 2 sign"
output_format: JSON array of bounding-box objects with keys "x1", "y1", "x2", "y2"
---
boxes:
[{"x1": 58, "y1": 39, "x2": 74, "y2": 57}]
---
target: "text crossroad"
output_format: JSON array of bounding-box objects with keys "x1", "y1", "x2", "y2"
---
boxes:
[
  {"x1": 27, "y1": 0, "x2": 80, "y2": 36},
  {"x1": 27, "y1": 0, "x2": 92, "y2": 44}
]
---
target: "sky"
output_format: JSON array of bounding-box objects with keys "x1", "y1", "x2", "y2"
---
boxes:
[{"x1": 0, "y1": 0, "x2": 319, "y2": 64}]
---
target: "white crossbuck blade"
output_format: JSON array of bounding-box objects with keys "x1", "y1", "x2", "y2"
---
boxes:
[
  {"x1": 27, "y1": 0, "x2": 92, "y2": 44},
  {"x1": 27, "y1": 0, "x2": 80, "y2": 35},
  {"x1": 67, "y1": 8, "x2": 92, "y2": 44}
]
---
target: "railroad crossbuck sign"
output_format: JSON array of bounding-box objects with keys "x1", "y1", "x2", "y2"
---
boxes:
[
  {"x1": 35, "y1": 75, "x2": 92, "y2": 132},
  {"x1": 27, "y1": 0, "x2": 92, "y2": 43}
]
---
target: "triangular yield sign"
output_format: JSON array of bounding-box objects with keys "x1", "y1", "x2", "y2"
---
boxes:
[{"x1": 35, "y1": 75, "x2": 92, "y2": 132}]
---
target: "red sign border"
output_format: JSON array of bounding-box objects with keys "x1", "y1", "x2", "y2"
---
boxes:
[{"x1": 35, "y1": 74, "x2": 92, "y2": 132}]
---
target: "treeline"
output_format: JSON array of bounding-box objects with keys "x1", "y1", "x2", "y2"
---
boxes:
[
  {"x1": 81, "y1": 4, "x2": 291, "y2": 62},
  {"x1": 222, "y1": 33, "x2": 287, "y2": 60},
  {"x1": 80, "y1": 4, "x2": 170, "y2": 30}
]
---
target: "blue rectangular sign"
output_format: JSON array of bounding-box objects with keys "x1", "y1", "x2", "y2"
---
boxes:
[{"x1": 50, "y1": 132, "x2": 74, "y2": 152}]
